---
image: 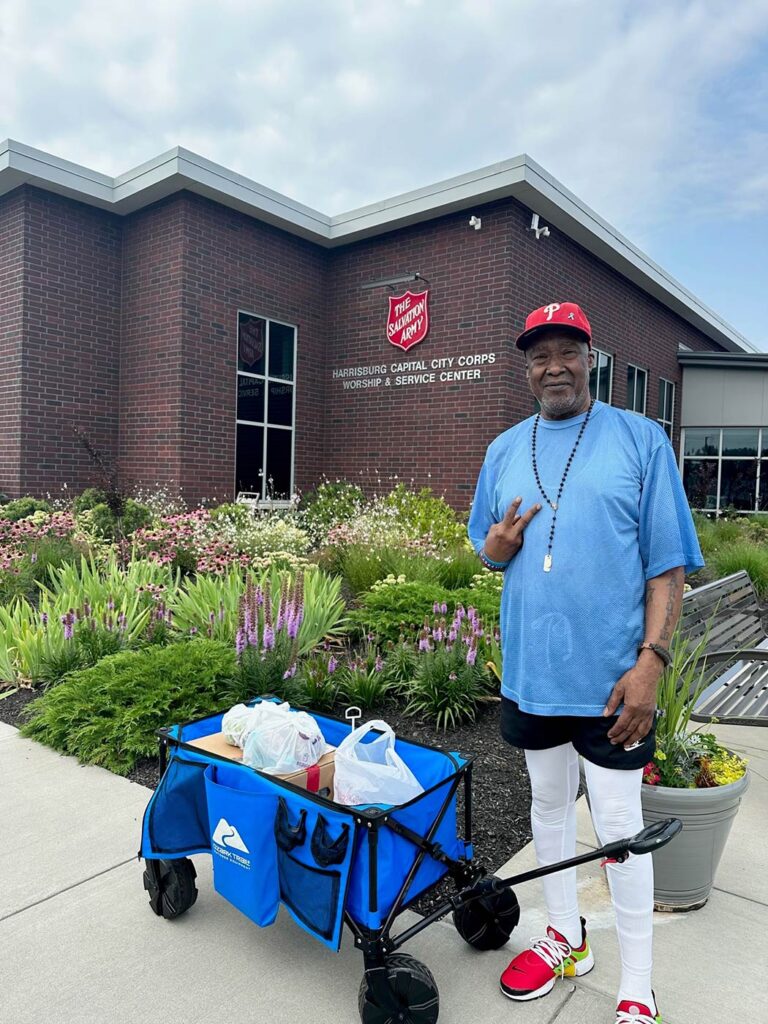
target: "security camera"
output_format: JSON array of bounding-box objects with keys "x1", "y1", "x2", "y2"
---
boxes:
[{"x1": 469, "y1": 215, "x2": 482, "y2": 230}]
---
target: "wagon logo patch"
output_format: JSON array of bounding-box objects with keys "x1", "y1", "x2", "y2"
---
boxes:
[
  {"x1": 213, "y1": 817, "x2": 250, "y2": 853},
  {"x1": 387, "y1": 289, "x2": 430, "y2": 352}
]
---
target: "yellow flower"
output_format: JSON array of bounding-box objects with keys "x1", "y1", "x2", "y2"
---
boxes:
[{"x1": 655, "y1": 750, "x2": 667, "y2": 760}]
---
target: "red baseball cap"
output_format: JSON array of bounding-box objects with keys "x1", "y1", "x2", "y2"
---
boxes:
[{"x1": 516, "y1": 302, "x2": 592, "y2": 350}]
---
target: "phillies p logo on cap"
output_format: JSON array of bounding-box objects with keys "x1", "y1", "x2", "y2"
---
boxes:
[{"x1": 516, "y1": 302, "x2": 592, "y2": 349}]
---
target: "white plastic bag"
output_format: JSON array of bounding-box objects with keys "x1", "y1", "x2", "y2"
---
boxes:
[
  {"x1": 333, "y1": 721, "x2": 424, "y2": 807},
  {"x1": 221, "y1": 700, "x2": 291, "y2": 747},
  {"x1": 242, "y1": 710, "x2": 326, "y2": 775}
]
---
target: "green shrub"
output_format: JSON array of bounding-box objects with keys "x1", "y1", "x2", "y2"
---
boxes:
[
  {"x1": 73, "y1": 488, "x2": 109, "y2": 514},
  {"x1": 348, "y1": 582, "x2": 500, "y2": 643},
  {"x1": 380, "y1": 484, "x2": 466, "y2": 547},
  {"x1": 299, "y1": 481, "x2": 365, "y2": 541},
  {"x1": 1, "y1": 497, "x2": 52, "y2": 522},
  {"x1": 293, "y1": 651, "x2": 342, "y2": 710},
  {"x1": 0, "y1": 535, "x2": 83, "y2": 606},
  {"x1": 710, "y1": 542, "x2": 768, "y2": 598},
  {"x1": 404, "y1": 648, "x2": 491, "y2": 730},
  {"x1": 21, "y1": 639, "x2": 238, "y2": 774},
  {"x1": 122, "y1": 499, "x2": 154, "y2": 536},
  {"x1": 337, "y1": 645, "x2": 392, "y2": 709}
]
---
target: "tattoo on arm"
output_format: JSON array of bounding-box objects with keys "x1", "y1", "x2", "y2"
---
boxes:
[
  {"x1": 644, "y1": 569, "x2": 684, "y2": 645},
  {"x1": 659, "y1": 574, "x2": 680, "y2": 644}
]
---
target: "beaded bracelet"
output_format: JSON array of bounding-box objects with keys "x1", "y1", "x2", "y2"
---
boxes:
[{"x1": 479, "y1": 548, "x2": 511, "y2": 572}]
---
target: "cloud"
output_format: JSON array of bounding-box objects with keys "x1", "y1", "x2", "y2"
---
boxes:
[{"x1": 1, "y1": 0, "x2": 767, "y2": 240}]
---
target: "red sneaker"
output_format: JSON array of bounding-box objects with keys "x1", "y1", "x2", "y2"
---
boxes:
[
  {"x1": 499, "y1": 918, "x2": 594, "y2": 1001},
  {"x1": 616, "y1": 994, "x2": 662, "y2": 1023}
]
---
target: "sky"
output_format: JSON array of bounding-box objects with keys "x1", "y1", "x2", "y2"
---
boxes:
[{"x1": 2, "y1": 0, "x2": 767, "y2": 348}]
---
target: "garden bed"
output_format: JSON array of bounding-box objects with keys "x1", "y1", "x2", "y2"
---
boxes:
[{"x1": 0, "y1": 688, "x2": 533, "y2": 915}]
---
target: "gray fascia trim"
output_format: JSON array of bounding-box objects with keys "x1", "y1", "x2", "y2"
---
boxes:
[
  {"x1": 0, "y1": 139, "x2": 755, "y2": 353},
  {"x1": 678, "y1": 351, "x2": 768, "y2": 369},
  {"x1": 327, "y1": 155, "x2": 528, "y2": 238}
]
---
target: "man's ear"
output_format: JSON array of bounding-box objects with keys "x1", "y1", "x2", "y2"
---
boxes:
[{"x1": 587, "y1": 349, "x2": 595, "y2": 369}]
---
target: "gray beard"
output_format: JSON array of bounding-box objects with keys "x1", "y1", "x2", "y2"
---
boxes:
[{"x1": 539, "y1": 386, "x2": 590, "y2": 420}]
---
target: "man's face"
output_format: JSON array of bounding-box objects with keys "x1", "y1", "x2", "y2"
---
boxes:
[{"x1": 524, "y1": 332, "x2": 594, "y2": 420}]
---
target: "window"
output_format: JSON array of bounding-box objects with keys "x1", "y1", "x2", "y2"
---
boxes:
[
  {"x1": 626, "y1": 365, "x2": 647, "y2": 415},
  {"x1": 657, "y1": 379, "x2": 675, "y2": 439},
  {"x1": 682, "y1": 427, "x2": 762, "y2": 513},
  {"x1": 235, "y1": 312, "x2": 296, "y2": 501},
  {"x1": 589, "y1": 349, "x2": 613, "y2": 403}
]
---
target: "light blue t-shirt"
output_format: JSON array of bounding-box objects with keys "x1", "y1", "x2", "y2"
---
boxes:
[{"x1": 468, "y1": 401, "x2": 704, "y2": 716}]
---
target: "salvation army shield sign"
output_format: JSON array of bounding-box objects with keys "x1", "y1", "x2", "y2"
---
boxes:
[{"x1": 386, "y1": 290, "x2": 430, "y2": 352}]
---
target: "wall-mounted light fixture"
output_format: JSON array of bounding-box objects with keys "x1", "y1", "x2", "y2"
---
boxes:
[
  {"x1": 361, "y1": 272, "x2": 430, "y2": 291},
  {"x1": 469, "y1": 215, "x2": 482, "y2": 230}
]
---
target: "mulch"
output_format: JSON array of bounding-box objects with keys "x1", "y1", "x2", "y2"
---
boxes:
[{"x1": 0, "y1": 687, "x2": 533, "y2": 916}]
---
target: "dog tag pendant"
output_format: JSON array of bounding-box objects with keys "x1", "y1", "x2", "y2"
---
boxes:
[{"x1": 543, "y1": 554, "x2": 552, "y2": 572}]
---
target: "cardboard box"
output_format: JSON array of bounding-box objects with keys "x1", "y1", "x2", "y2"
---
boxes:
[{"x1": 186, "y1": 731, "x2": 335, "y2": 797}]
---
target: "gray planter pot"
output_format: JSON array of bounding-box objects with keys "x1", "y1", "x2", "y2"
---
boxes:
[
  {"x1": 579, "y1": 759, "x2": 749, "y2": 911},
  {"x1": 639, "y1": 768, "x2": 749, "y2": 911}
]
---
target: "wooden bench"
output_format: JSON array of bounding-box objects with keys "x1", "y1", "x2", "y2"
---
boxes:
[{"x1": 680, "y1": 570, "x2": 768, "y2": 726}]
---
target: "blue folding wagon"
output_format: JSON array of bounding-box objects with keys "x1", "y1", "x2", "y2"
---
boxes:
[{"x1": 139, "y1": 697, "x2": 680, "y2": 1024}]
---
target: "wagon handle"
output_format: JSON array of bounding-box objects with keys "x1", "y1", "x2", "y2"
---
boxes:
[
  {"x1": 345, "y1": 706, "x2": 362, "y2": 732},
  {"x1": 486, "y1": 817, "x2": 683, "y2": 896}
]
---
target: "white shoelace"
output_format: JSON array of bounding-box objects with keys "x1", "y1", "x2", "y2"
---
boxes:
[
  {"x1": 527, "y1": 934, "x2": 572, "y2": 973},
  {"x1": 616, "y1": 1008, "x2": 657, "y2": 1024}
]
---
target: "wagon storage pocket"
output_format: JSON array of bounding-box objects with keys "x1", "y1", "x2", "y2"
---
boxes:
[
  {"x1": 274, "y1": 796, "x2": 355, "y2": 951},
  {"x1": 204, "y1": 764, "x2": 280, "y2": 927}
]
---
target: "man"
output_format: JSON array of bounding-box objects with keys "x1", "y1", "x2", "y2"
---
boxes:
[{"x1": 468, "y1": 302, "x2": 703, "y2": 1024}]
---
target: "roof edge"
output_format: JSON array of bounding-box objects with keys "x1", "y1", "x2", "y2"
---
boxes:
[{"x1": 0, "y1": 139, "x2": 756, "y2": 353}]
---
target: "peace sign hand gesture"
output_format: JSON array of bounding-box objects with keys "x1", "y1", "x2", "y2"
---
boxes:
[{"x1": 483, "y1": 496, "x2": 541, "y2": 563}]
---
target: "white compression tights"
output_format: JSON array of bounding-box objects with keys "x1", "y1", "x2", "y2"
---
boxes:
[{"x1": 524, "y1": 744, "x2": 654, "y2": 1006}]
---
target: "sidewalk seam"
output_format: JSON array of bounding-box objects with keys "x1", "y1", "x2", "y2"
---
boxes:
[
  {"x1": 711, "y1": 884, "x2": 768, "y2": 909},
  {"x1": 0, "y1": 857, "x2": 137, "y2": 924},
  {"x1": 546, "y1": 986, "x2": 576, "y2": 1023}
]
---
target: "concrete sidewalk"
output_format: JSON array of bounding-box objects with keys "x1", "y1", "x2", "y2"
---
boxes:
[{"x1": 1, "y1": 721, "x2": 765, "y2": 1024}]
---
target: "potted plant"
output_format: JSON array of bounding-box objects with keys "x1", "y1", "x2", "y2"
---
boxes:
[{"x1": 639, "y1": 628, "x2": 749, "y2": 911}]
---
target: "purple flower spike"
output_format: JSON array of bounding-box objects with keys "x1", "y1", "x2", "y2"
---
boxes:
[
  {"x1": 262, "y1": 624, "x2": 275, "y2": 651},
  {"x1": 41, "y1": 612, "x2": 48, "y2": 627},
  {"x1": 235, "y1": 628, "x2": 246, "y2": 657},
  {"x1": 432, "y1": 602, "x2": 440, "y2": 614},
  {"x1": 283, "y1": 663, "x2": 297, "y2": 680},
  {"x1": 448, "y1": 628, "x2": 457, "y2": 643},
  {"x1": 328, "y1": 655, "x2": 338, "y2": 674},
  {"x1": 433, "y1": 627, "x2": 444, "y2": 643},
  {"x1": 466, "y1": 646, "x2": 477, "y2": 666},
  {"x1": 418, "y1": 636, "x2": 431, "y2": 652},
  {"x1": 440, "y1": 602, "x2": 448, "y2": 615},
  {"x1": 375, "y1": 655, "x2": 383, "y2": 672}
]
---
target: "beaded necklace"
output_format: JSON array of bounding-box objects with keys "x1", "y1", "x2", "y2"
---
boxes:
[{"x1": 531, "y1": 398, "x2": 595, "y2": 572}]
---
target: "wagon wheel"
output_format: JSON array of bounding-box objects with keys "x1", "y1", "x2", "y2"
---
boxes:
[
  {"x1": 453, "y1": 879, "x2": 520, "y2": 951},
  {"x1": 358, "y1": 953, "x2": 439, "y2": 1024},
  {"x1": 143, "y1": 858, "x2": 198, "y2": 920}
]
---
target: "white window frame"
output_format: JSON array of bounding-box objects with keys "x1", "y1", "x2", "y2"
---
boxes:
[
  {"x1": 657, "y1": 378, "x2": 675, "y2": 439},
  {"x1": 626, "y1": 364, "x2": 648, "y2": 415},
  {"x1": 235, "y1": 311, "x2": 297, "y2": 505},
  {"x1": 589, "y1": 348, "x2": 613, "y2": 404}
]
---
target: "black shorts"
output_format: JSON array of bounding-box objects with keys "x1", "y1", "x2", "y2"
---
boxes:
[{"x1": 500, "y1": 697, "x2": 656, "y2": 771}]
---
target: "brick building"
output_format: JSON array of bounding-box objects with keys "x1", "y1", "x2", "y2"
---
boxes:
[{"x1": 0, "y1": 141, "x2": 756, "y2": 511}]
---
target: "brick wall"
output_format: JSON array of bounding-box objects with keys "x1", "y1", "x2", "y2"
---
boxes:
[
  {"x1": 0, "y1": 185, "x2": 726, "y2": 508},
  {"x1": 119, "y1": 196, "x2": 187, "y2": 495},
  {"x1": 324, "y1": 195, "x2": 718, "y2": 509},
  {"x1": 0, "y1": 191, "x2": 25, "y2": 498},
  {"x1": 16, "y1": 188, "x2": 121, "y2": 497},
  {"x1": 178, "y1": 193, "x2": 327, "y2": 505}
]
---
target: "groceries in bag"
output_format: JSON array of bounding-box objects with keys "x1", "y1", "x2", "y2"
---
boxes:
[
  {"x1": 242, "y1": 709, "x2": 326, "y2": 775},
  {"x1": 333, "y1": 720, "x2": 424, "y2": 807},
  {"x1": 221, "y1": 700, "x2": 290, "y2": 747}
]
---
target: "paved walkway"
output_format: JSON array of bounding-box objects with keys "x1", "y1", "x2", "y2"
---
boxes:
[{"x1": 1, "y1": 720, "x2": 765, "y2": 1024}]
